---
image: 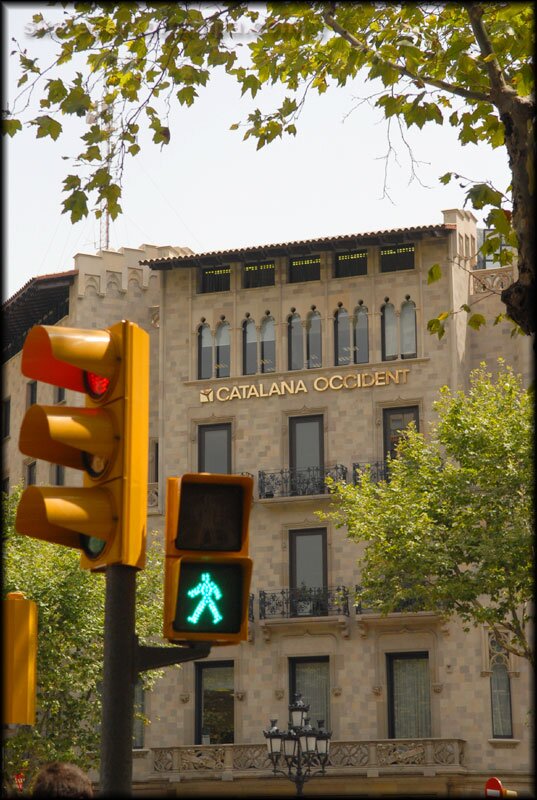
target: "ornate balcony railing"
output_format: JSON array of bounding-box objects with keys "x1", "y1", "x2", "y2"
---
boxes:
[
  {"x1": 143, "y1": 738, "x2": 465, "y2": 780},
  {"x1": 258, "y1": 464, "x2": 347, "y2": 499},
  {"x1": 352, "y1": 461, "x2": 389, "y2": 484},
  {"x1": 147, "y1": 482, "x2": 159, "y2": 514},
  {"x1": 248, "y1": 593, "x2": 255, "y2": 622},
  {"x1": 259, "y1": 587, "x2": 350, "y2": 619}
]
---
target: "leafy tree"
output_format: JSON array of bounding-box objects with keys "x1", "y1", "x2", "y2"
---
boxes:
[
  {"x1": 318, "y1": 361, "x2": 534, "y2": 666},
  {"x1": 3, "y1": 3, "x2": 534, "y2": 333},
  {"x1": 2, "y1": 487, "x2": 167, "y2": 789}
]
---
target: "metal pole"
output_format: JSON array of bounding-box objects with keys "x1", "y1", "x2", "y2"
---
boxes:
[{"x1": 100, "y1": 565, "x2": 137, "y2": 796}]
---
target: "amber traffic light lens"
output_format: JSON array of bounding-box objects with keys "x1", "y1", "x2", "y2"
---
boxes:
[
  {"x1": 81, "y1": 451, "x2": 108, "y2": 478},
  {"x1": 84, "y1": 371, "x2": 110, "y2": 399}
]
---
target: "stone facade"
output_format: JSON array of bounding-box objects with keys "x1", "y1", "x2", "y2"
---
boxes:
[{"x1": 2, "y1": 212, "x2": 533, "y2": 797}]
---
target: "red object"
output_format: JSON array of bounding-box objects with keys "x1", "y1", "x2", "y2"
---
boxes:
[
  {"x1": 13, "y1": 772, "x2": 25, "y2": 792},
  {"x1": 84, "y1": 370, "x2": 110, "y2": 398},
  {"x1": 485, "y1": 777, "x2": 503, "y2": 797}
]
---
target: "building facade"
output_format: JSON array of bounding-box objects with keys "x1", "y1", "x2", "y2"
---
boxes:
[{"x1": 2, "y1": 210, "x2": 533, "y2": 796}]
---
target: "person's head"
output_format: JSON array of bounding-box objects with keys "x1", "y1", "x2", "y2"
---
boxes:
[{"x1": 31, "y1": 762, "x2": 93, "y2": 798}]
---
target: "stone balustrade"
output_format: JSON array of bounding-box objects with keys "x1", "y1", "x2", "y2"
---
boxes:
[{"x1": 472, "y1": 266, "x2": 514, "y2": 294}]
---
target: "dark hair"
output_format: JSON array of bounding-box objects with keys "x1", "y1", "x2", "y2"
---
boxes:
[{"x1": 31, "y1": 763, "x2": 93, "y2": 798}]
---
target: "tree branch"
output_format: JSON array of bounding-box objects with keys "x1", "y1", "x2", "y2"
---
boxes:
[{"x1": 321, "y1": 11, "x2": 492, "y2": 104}]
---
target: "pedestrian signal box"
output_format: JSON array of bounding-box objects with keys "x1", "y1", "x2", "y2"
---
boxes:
[{"x1": 164, "y1": 473, "x2": 253, "y2": 645}]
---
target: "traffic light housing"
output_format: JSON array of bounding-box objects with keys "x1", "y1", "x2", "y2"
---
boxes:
[
  {"x1": 15, "y1": 321, "x2": 149, "y2": 570},
  {"x1": 164, "y1": 473, "x2": 253, "y2": 645},
  {"x1": 3, "y1": 592, "x2": 37, "y2": 725}
]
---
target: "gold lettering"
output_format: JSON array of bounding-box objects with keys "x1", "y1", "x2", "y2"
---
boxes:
[
  {"x1": 314, "y1": 376, "x2": 329, "y2": 392},
  {"x1": 400, "y1": 369, "x2": 410, "y2": 384},
  {"x1": 259, "y1": 383, "x2": 269, "y2": 397},
  {"x1": 375, "y1": 372, "x2": 386, "y2": 386},
  {"x1": 281, "y1": 381, "x2": 295, "y2": 395},
  {"x1": 269, "y1": 382, "x2": 282, "y2": 396},
  {"x1": 296, "y1": 379, "x2": 307, "y2": 394},
  {"x1": 343, "y1": 374, "x2": 358, "y2": 389},
  {"x1": 216, "y1": 386, "x2": 230, "y2": 401},
  {"x1": 386, "y1": 370, "x2": 399, "y2": 385},
  {"x1": 356, "y1": 373, "x2": 362, "y2": 388},
  {"x1": 361, "y1": 373, "x2": 375, "y2": 387},
  {"x1": 229, "y1": 386, "x2": 242, "y2": 400},
  {"x1": 247, "y1": 385, "x2": 260, "y2": 399},
  {"x1": 329, "y1": 375, "x2": 344, "y2": 390}
]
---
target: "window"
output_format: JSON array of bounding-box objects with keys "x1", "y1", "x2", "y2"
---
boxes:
[
  {"x1": 242, "y1": 319, "x2": 257, "y2": 376},
  {"x1": 387, "y1": 652, "x2": 431, "y2": 738},
  {"x1": 381, "y1": 302, "x2": 397, "y2": 361},
  {"x1": 353, "y1": 305, "x2": 369, "y2": 364},
  {"x1": 383, "y1": 407, "x2": 419, "y2": 461},
  {"x1": 335, "y1": 249, "x2": 367, "y2": 278},
  {"x1": 148, "y1": 439, "x2": 159, "y2": 484},
  {"x1": 215, "y1": 323, "x2": 230, "y2": 379},
  {"x1": 200, "y1": 266, "x2": 231, "y2": 293},
  {"x1": 198, "y1": 324, "x2": 213, "y2": 380},
  {"x1": 289, "y1": 415, "x2": 324, "y2": 494},
  {"x1": 133, "y1": 681, "x2": 145, "y2": 749},
  {"x1": 243, "y1": 260, "x2": 275, "y2": 288},
  {"x1": 400, "y1": 299, "x2": 417, "y2": 359},
  {"x1": 27, "y1": 381, "x2": 37, "y2": 407},
  {"x1": 54, "y1": 386, "x2": 66, "y2": 404},
  {"x1": 288, "y1": 314, "x2": 304, "y2": 371},
  {"x1": 334, "y1": 308, "x2": 351, "y2": 366},
  {"x1": 195, "y1": 661, "x2": 234, "y2": 744},
  {"x1": 260, "y1": 317, "x2": 276, "y2": 374},
  {"x1": 380, "y1": 243, "x2": 415, "y2": 272},
  {"x1": 306, "y1": 311, "x2": 322, "y2": 369},
  {"x1": 489, "y1": 635, "x2": 513, "y2": 738},
  {"x1": 289, "y1": 657, "x2": 330, "y2": 729},
  {"x1": 52, "y1": 464, "x2": 65, "y2": 486},
  {"x1": 25, "y1": 461, "x2": 37, "y2": 486},
  {"x1": 290, "y1": 529, "x2": 327, "y2": 590},
  {"x1": 198, "y1": 423, "x2": 231, "y2": 473},
  {"x1": 289, "y1": 255, "x2": 320, "y2": 283},
  {"x1": 2, "y1": 398, "x2": 10, "y2": 439}
]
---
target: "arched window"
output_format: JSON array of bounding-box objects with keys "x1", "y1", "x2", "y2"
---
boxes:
[
  {"x1": 198, "y1": 324, "x2": 212, "y2": 380},
  {"x1": 381, "y1": 302, "x2": 397, "y2": 361},
  {"x1": 242, "y1": 319, "x2": 257, "y2": 375},
  {"x1": 260, "y1": 317, "x2": 276, "y2": 373},
  {"x1": 353, "y1": 305, "x2": 369, "y2": 364},
  {"x1": 489, "y1": 635, "x2": 513, "y2": 738},
  {"x1": 306, "y1": 311, "x2": 322, "y2": 369},
  {"x1": 400, "y1": 299, "x2": 417, "y2": 359},
  {"x1": 334, "y1": 308, "x2": 351, "y2": 366},
  {"x1": 288, "y1": 313, "x2": 304, "y2": 371},
  {"x1": 215, "y1": 322, "x2": 230, "y2": 378}
]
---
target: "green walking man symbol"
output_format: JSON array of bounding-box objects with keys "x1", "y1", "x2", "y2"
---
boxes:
[{"x1": 187, "y1": 572, "x2": 223, "y2": 625}]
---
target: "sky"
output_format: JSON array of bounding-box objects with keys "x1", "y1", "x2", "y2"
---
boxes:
[{"x1": 4, "y1": 3, "x2": 512, "y2": 301}]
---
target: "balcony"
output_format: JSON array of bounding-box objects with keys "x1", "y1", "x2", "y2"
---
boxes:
[
  {"x1": 259, "y1": 586, "x2": 350, "y2": 619},
  {"x1": 353, "y1": 461, "x2": 389, "y2": 484},
  {"x1": 136, "y1": 738, "x2": 466, "y2": 788},
  {"x1": 258, "y1": 464, "x2": 347, "y2": 499}
]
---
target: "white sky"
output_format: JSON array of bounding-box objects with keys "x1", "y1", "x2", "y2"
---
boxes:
[{"x1": 4, "y1": 3, "x2": 512, "y2": 300}]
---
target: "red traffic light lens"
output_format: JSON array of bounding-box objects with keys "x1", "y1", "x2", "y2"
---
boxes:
[{"x1": 84, "y1": 371, "x2": 110, "y2": 399}]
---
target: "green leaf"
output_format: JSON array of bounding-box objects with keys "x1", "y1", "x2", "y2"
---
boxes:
[
  {"x1": 2, "y1": 119, "x2": 22, "y2": 137},
  {"x1": 32, "y1": 115, "x2": 62, "y2": 140},
  {"x1": 427, "y1": 263, "x2": 442, "y2": 284},
  {"x1": 467, "y1": 313, "x2": 486, "y2": 331}
]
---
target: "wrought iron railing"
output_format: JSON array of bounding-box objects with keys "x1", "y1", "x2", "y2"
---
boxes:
[
  {"x1": 258, "y1": 464, "x2": 347, "y2": 499},
  {"x1": 259, "y1": 587, "x2": 350, "y2": 619},
  {"x1": 352, "y1": 461, "x2": 389, "y2": 484},
  {"x1": 353, "y1": 585, "x2": 428, "y2": 614},
  {"x1": 248, "y1": 593, "x2": 255, "y2": 622}
]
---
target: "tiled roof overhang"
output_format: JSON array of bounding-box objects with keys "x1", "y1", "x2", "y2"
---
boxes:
[
  {"x1": 141, "y1": 224, "x2": 455, "y2": 270},
  {"x1": 3, "y1": 271, "x2": 77, "y2": 363}
]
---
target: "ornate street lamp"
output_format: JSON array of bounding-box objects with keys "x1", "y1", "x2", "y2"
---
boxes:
[{"x1": 263, "y1": 693, "x2": 332, "y2": 796}]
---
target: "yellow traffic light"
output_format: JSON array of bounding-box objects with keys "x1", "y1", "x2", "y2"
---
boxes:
[
  {"x1": 3, "y1": 592, "x2": 37, "y2": 726},
  {"x1": 16, "y1": 321, "x2": 149, "y2": 570},
  {"x1": 164, "y1": 473, "x2": 253, "y2": 645}
]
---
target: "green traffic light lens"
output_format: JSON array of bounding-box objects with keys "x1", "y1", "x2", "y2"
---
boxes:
[{"x1": 80, "y1": 535, "x2": 107, "y2": 559}]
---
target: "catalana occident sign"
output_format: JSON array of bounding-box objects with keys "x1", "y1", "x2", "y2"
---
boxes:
[{"x1": 200, "y1": 368, "x2": 410, "y2": 403}]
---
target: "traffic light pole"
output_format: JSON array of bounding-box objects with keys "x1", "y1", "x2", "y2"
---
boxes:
[{"x1": 99, "y1": 565, "x2": 212, "y2": 796}]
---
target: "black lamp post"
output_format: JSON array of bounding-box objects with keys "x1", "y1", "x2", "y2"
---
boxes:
[{"x1": 263, "y1": 693, "x2": 332, "y2": 796}]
